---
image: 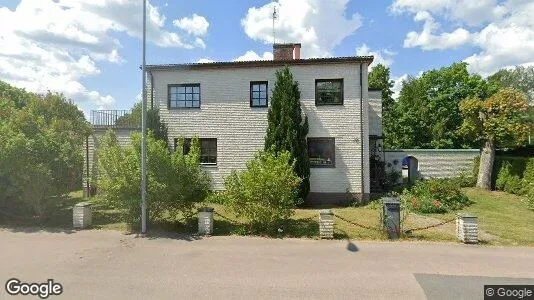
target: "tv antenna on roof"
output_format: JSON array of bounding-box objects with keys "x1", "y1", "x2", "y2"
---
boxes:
[{"x1": 272, "y1": 4, "x2": 278, "y2": 45}]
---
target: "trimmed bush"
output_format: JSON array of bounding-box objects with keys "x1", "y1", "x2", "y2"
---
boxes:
[
  {"x1": 223, "y1": 150, "x2": 301, "y2": 233},
  {"x1": 401, "y1": 178, "x2": 472, "y2": 214}
]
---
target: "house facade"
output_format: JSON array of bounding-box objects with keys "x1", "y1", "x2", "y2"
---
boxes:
[{"x1": 145, "y1": 43, "x2": 375, "y2": 205}]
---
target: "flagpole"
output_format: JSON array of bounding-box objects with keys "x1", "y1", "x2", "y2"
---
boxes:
[{"x1": 141, "y1": 0, "x2": 147, "y2": 234}]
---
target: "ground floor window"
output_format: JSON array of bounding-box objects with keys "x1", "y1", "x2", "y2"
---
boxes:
[
  {"x1": 174, "y1": 138, "x2": 217, "y2": 164},
  {"x1": 308, "y1": 137, "x2": 335, "y2": 167}
]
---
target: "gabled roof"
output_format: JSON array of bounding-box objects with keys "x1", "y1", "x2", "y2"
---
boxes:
[{"x1": 145, "y1": 56, "x2": 374, "y2": 71}]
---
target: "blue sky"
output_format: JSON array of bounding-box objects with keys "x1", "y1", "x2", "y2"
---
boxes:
[{"x1": 1, "y1": 0, "x2": 533, "y2": 115}]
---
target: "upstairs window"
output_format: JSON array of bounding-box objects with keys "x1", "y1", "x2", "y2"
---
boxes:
[
  {"x1": 169, "y1": 84, "x2": 200, "y2": 108},
  {"x1": 308, "y1": 138, "x2": 335, "y2": 167},
  {"x1": 250, "y1": 81, "x2": 268, "y2": 107},
  {"x1": 315, "y1": 79, "x2": 343, "y2": 105},
  {"x1": 175, "y1": 138, "x2": 217, "y2": 165}
]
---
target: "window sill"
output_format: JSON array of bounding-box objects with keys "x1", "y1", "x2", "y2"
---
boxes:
[
  {"x1": 310, "y1": 165, "x2": 336, "y2": 168},
  {"x1": 168, "y1": 107, "x2": 201, "y2": 110},
  {"x1": 200, "y1": 163, "x2": 218, "y2": 168},
  {"x1": 315, "y1": 103, "x2": 344, "y2": 106}
]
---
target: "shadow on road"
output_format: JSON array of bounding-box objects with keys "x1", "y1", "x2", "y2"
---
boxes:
[{"x1": 336, "y1": 229, "x2": 359, "y2": 252}]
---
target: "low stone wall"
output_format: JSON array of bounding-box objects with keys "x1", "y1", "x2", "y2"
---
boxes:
[
  {"x1": 82, "y1": 127, "x2": 139, "y2": 195},
  {"x1": 384, "y1": 149, "x2": 479, "y2": 181}
]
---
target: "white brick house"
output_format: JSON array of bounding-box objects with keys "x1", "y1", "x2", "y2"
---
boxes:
[{"x1": 144, "y1": 43, "x2": 375, "y2": 205}]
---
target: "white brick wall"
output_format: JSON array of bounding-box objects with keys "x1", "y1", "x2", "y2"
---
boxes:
[
  {"x1": 384, "y1": 149, "x2": 480, "y2": 180},
  {"x1": 151, "y1": 63, "x2": 368, "y2": 194}
]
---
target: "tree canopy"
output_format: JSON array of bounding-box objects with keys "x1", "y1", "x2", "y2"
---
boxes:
[
  {"x1": 0, "y1": 81, "x2": 91, "y2": 218},
  {"x1": 369, "y1": 64, "x2": 395, "y2": 148},
  {"x1": 389, "y1": 62, "x2": 498, "y2": 149},
  {"x1": 459, "y1": 88, "x2": 530, "y2": 189}
]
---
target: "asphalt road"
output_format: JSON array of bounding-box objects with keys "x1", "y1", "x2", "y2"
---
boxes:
[{"x1": 1, "y1": 228, "x2": 533, "y2": 299}]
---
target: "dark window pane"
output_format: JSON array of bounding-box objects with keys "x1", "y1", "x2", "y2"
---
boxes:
[
  {"x1": 315, "y1": 80, "x2": 343, "y2": 105},
  {"x1": 308, "y1": 138, "x2": 335, "y2": 167},
  {"x1": 250, "y1": 82, "x2": 268, "y2": 107},
  {"x1": 169, "y1": 84, "x2": 201, "y2": 108}
]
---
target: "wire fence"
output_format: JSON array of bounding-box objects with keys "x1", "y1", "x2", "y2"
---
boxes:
[
  {"x1": 332, "y1": 213, "x2": 383, "y2": 232},
  {"x1": 333, "y1": 212, "x2": 457, "y2": 234},
  {"x1": 403, "y1": 217, "x2": 457, "y2": 234}
]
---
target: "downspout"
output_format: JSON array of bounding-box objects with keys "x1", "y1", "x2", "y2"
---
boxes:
[{"x1": 359, "y1": 63, "x2": 365, "y2": 202}]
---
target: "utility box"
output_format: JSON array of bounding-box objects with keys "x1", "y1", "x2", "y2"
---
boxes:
[
  {"x1": 319, "y1": 209, "x2": 334, "y2": 239},
  {"x1": 198, "y1": 207, "x2": 214, "y2": 236},
  {"x1": 456, "y1": 213, "x2": 478, "y2": 244},
  {"x1": 73, "y1": 202, "x2": 92, "y2": 229},
  {"x1": 382, "y1": 197, "x2": 401, "y2": 239}
]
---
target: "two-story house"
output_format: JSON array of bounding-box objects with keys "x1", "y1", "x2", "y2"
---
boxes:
[
  {"x1": 85, "y1": 43, "x2": 380, "y2": 205},
  {"x1": 145, "y1": 43, "x2": 375, "y2": 205}
]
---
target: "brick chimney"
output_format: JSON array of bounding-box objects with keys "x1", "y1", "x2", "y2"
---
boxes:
[{"x1": 273, "y1": 43, "x2": 301, "y2": 61}]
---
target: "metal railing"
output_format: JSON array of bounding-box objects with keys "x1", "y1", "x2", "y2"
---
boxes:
[{"x1": 90, "y1": 110, "x2": 140, "y2": 128}]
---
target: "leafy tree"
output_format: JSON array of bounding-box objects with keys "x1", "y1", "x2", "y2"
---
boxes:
[
  {"x1": 369, "y1": 64, "x2": 395, "y2": 147},
  {"x1": 223, "y1": 150, "x2": 300, "y2": 233},
  {"x1": 489, "y1": 65, "x2": 534, "y2": 145},
  {"x1": 116, "y1": 102, "x2": 169, "y2": 147},
  {"x1": 0, "y1": 81, "x2": 91, "y2": 219},
  {"x1": 390, "y1": 62, "x2": 498, "y2": 149},
  {"x1": 459, "y1": 88, "x2": 530, "y2": 189},
  {"x1": 265, "y1": 66, "x2": 310, "y2": 203},
  {"x1": 97, "y1": 131, "x2": 210, "y2": 227},
  {"x1": 488, "y1": 66, "x2": 534, "y2": 104}
]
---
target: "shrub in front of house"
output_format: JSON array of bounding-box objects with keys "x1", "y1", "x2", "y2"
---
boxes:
[
  {"x1": 223, "y1": 150, "x2": 301, "y2": 233},
  {"x1": 401, "y1": 178, "x2": 472, "y2": 214},
  {"x1": 97, "y1": 130, "x2": 210, "y2": 227}
]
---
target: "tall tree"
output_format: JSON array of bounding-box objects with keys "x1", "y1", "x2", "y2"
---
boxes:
[
  {"x1": 488, "y1": 65, "x2": 534, "y2": 145},
  {"x1": 488, "y1": 66, "x2": 534, "y2": 104},
  {"x1": 265, "y1": 66, "x2": 310, "y2": 203},
  {"x1": 368, "y1": 64, "x2": 395, "y2": 148},
  {"x1": 389, "y1": 62, "x2": 498, "y2": 149},
  {"x1": 459, "y1": 88, "x2": 530, "y2": 189}
]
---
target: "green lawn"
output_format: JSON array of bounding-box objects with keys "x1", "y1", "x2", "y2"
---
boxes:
[{"x1": 1, "y1": 188, "x2": 532, "y2": 246}]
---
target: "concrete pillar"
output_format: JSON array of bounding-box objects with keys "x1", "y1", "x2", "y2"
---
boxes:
[
  {"x1": 73, "y1": 202, "x2": 92, "y2": 229},
  {"x1": 198, "y1": 207, "x2": 214, "y2": 236},
  {"x1": 456, "y1": 213, "x2": 478, "y2": 244},
  {"x1": 319, "y1": 209, "x2": 334, "y2": 239}
]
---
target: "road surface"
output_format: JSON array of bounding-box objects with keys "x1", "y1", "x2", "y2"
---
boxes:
[{"x1": 1, "y1": 228, "x2": 533, "y2": 299}]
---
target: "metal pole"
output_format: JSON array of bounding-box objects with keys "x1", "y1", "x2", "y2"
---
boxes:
[{"x1": 141, "y1": 0, "x2": 147, "y2": 234}]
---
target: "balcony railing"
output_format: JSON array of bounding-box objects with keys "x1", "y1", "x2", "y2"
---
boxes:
[{"x1": 90, "y1": 110, "x2": 140, "y2": 129}]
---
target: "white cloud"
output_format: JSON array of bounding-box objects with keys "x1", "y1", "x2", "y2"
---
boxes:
[
  {"x1": 173, "y1": 14, "x2": 210, "y2": 36},
  {"x1": 391, "y1": 0, "x2": 534, "y2": 76},
  {"x1": 390, "y1": 0, "x2": 505, "y2": 26},
  {"x1": 241, "y1": 0, "x2": 362, "y2": 57},
  {"x1": 196, "y1": 58, "x2": 216, "y2": 63},
  {"x1": 0, "y1": 0, "x2": 205, "y2": 112},
  {"x1": 356, "y1": 44, "x2": 395, "y2": 69},
  {"x1": 403, "y1": 11, "x2": 471, "y2": 50},
  {"x1": 233, "y1": 51, "x2": 274, "y2": 62}
]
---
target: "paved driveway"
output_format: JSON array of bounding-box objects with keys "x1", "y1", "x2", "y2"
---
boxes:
[{"x1": 1, "y1": 228, "x2": 533, "y2": 299}]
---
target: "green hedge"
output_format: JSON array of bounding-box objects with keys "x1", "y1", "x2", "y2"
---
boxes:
[{"x1": 473, "y1": 155, "x2": 534, "y2": 207}]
